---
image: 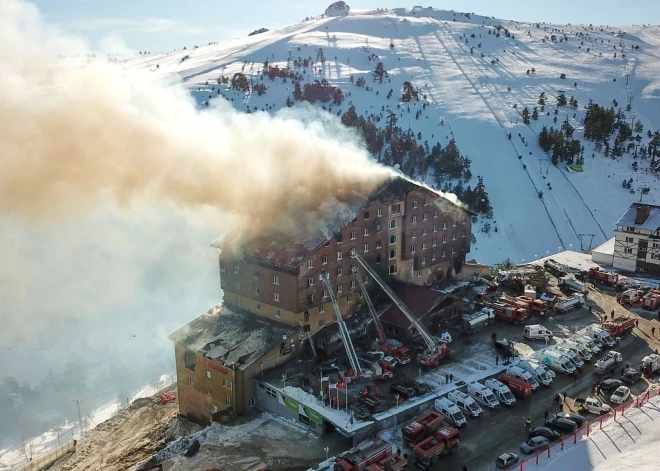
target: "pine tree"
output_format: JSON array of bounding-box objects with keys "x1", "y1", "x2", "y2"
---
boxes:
[
  {"x1": 532, "y1": 107, "x2": 539, "y2": 120},
  {"x1": 634, "y1": 120, "x2": 644, "y2": 134},
  {"x1": 522, "y1": 107, "x2": 530, "y2": 125},
  {"x1": 557, "y1": 93, "x2": 567, "y2": 107}
]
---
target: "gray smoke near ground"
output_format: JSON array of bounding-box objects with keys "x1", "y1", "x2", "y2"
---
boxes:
[{"x1": 0, "y1": 0, "x2": 392, "y2": 401}]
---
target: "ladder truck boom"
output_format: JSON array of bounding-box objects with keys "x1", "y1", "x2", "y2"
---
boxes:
[
  {"x1": 354, "y1": 267, "x2": 387, "y2": 343},
  {"x1": 319, "y1": 272, "x2": 362, "y2": 376},
  {"x1": 350, "y1": 251, "x2": 437, "y2": 352}
]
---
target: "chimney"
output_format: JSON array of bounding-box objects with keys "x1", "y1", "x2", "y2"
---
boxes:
[{"x1": 635, "y1": 205, "x2": 651, "y2": 225}]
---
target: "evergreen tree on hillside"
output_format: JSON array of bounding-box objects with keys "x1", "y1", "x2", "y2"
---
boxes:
[
  {"x1": 532, "y1": 107, "x2": 539, "y2": 120},
  {"x1": 522, "y1": 107, "x2": 530, "y2": 125},
  {"x1": 557, "y1": 93, "x2": 567, "y2": 107},
  {"x1": 372, "y1": 62, "x2": 389, "y2": 83}
]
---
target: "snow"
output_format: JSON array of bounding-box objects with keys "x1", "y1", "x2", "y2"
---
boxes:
[
  {"x1": 531, "y1": 389, "x2": 660, "y2": 471},
  {"x1": 118, "y1": 10, "x2": 660, "y2": 266},
  {"x1": 592, "y1": 237, "x2": 616, "y2": 256},
  {"x1": 530, "y1": 250, "x2": 600, "y2": 272},
  {"x1": 325, "y1": 1, "x2": 350, "y2": 17}
]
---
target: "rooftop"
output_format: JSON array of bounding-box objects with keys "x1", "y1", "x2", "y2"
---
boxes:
[
  {"x1": 592, "y1": 237, "x2": 615, "y2": 256},
  {"x1": 617, "y1": 202, "x2": 660, "y2": 231},
  {"x1": 379, "y1": 284, "x2": 447, "y2": 327},
  {"x1": 218, "y1": 176, "x2": 467, "y2": 268},
  {"x1": 168, "y1": 304, "x2": 294, "y2": 370}
]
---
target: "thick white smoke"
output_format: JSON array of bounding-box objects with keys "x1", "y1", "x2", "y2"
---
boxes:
[{"x1": 0, "y1": 0, "x2": 393, "y2": 389}]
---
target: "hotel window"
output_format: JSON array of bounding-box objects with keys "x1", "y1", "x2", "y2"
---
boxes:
[
  {"x1": 206, "y1": 388, "x2": 212, "y2": 396},
  {"x1": 188, "y1": 378, "x2": 193, "y2": 386},
  {"x1": 206, "y1": 371, "x2": 212, "y2": 379},
  {"x1": 423, "y1": 198, "x2": 429, "y2": 206},
  {"x1": 322, "y1": 255, "x2": 328, "y2": 265},
  {"x1": 442, "y1": 235, "x2": 447, "y2": 244},
  {"x1": 350, "y1": 280, "x2": 356, "y2": 289},
  {"x1": 234, "y1": 281, "x2": 240, "y2": 289},
  {"x1": 443, "y1": 222, "x2": 447, "y2": 230},
  {"x1": 226, "y1": 397, "x2": 231, "y2": 405},
  {"x1": 350, "y1": 231, "x2": 356, "y2": 240},
  {"x1": 432, "y1": 253, "x2": 436, "y2": 261},
  {"x1": 389, "y1": 249, "x2": 397, "y2": 260},
  {"x1": 249, "y1": 398, "x2": 256, "y2": 407},
  {"x1": 390, "y1": 219, "x2": 397, "y2": 230},
  {"x1": 275, "y1": 309, "x2": 281, "y2": 318},
  {"x1": 423, "y1": 213, "x2": 428, "y2": 221},
  {"x1": 625, "y1": 237, "x2": 634, "y2": 243},
  {"x1": 236, "y1": 296, "x2": 241, "y2": 306},
  {"x1": 462, "y1": 231, "x2": 466, "y2": 238},
  {"x1": 219, "y1": 262, "x2": 226, "y2": 273},
  {"x1": 451, "y1": 247, "x2": 456, "y2": 254},
  {"x1": 273, "y1": 291, "x2": 280, "y2": 302},
  {"x1": 308, "y1": 294, "x2": 314, "y2": 303},
  {"x1": 338, "y1": 284, "x2": 344, "y2": 293},
  {"x1": 422, "y1": 228, "x2": 428, "y2": 236},
  {"x1": 411, "y1": 245, "x2": 416, "y2": 253},
  {"x1": 417, "y1": 270, "x2": 422, "y2": 278},
  {"x1": 364, "y1": 276, "x2": 370, "y2": 284},
  {"x1": 223, "y1": 379, "x2": 233, "y2": 390},
  {"x1": 364, "y1": 228, "x2": 369, "y2": 237},
  {"x1": 390, "y1": 235, "x2": 397, "y2": 245},
  {"x1": 433, "y1": 224, "x2": 438, "y2": 232},
  {"x1": 432, "y1": 238, "x2": 437, "y2": 247},
  {"x1": 376, "y1": 241, "x2": 382, "y2": 249},
  {"x1": 253, "y1": 286, "x2": 260, "y2": 296},
  {"x1": 422, "y1": 256, "x2": 427, "y2": 265},
  {"x1": 308, "y1": 277, "x2": 314, "y2": 287},
  {"x1": 377, "y1": 208, "x2": 382, "y2": 217},
  {"x1": 307, "y1": 260, "x2": 313, "y2": 269},
  {"x1": 452, "y1": 233, "x2": 456, "y2": 240},
  {"x1": 233, "y1": 265, "x2": 240, "y2": 274},
  {"x1": 337, "y1": 251, "x2": 343, "y2": 261},
  {"x1": 337, "y1": 268, "x2": 343, "y2": 277},
  {"x1": 364, "y1": 244, "x2": 369, "y2": 253},
  {"x1": 434, "y1": 210, "x2": 438, "y2": 218},
  {"x1": 273, "y1": 275, "x2": 279, "y2": 285},
  {"x1": 422, "y1": 242, "x2": 428, "y2": 250},
  {"x1": 388, "y1": 265, "x2": 397, "y2": 275},
  {"x1": 453, "y1": 220, "x2": 457, "y2": 227},
  {"x1": 390, "y1": 204, "x2": 401, "y2": 214},
  {"x1": 319, "y1": 304, "x2": 325, "y2": 313},
  {"x1": 442, "y1": 249, "x2": 446, "y2": 257},
  {"x1": 336, "y1": 234, "x2": 343, "y2": 243},
  {"x1": 255, "y1": 302, "x2": 261, "y2": 311},
  {"x1": 364, "y1": 211, "x2": 370, "y2": 219},
  {"x1": 323, "y1": 289, "x2": 329, "y2": 299},
  {"x1": 413, "y1": 200, "x2": 418, "y2": 208},
  {"x1": 412, "y1": 230, "x2": 417, "y2": 239},
  {"x1": 253, "y1": 270, "x2": 259, "y2": 279},
  {"x1": 412, "y1": 215, "x2": 418, "y2": 224}
]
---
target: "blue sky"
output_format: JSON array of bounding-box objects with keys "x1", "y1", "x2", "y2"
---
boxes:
[{"x1": 33, "y1": 0, "x2": 660, "y2": 52}]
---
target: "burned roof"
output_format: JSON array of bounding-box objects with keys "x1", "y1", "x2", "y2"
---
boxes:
[
  {"x1": 224, "y1": 175, "x2": 467, "y2": 268},
  {"x1": 168, "y1": 304, "x2": 294, "y2": 370}
]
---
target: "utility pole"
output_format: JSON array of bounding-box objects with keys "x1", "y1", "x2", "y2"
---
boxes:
[{"x1": 73, "y1": 400, "x2": 84, "y2": 436}]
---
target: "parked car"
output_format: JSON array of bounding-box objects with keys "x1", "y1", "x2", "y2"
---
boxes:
[
  {"x1": 544, "y1": 417, "x2": 578, "y2": 434},
  {"x1": 390, "y1": 382, "x2": 416, "y2": 398},
  {"x1": 495, "y1": 339, "x2": 519, "y2": 358},
  {"x1": 358, "y1": 395, "x2": 384, "y2": 412},
  {"x1": 621, "y1": 369, "x2": 643, "y2": 385},
  {"x1": 555, "y1": 412, "x2": 587, "y2": 427},
  {"x1": 347, "y1": 403, "x2": 370, "y2": 420},
  {"x1": 406, "y1": 378, "x2": 431, "y2": 395},
  {"x1": 313, "y1": 363, "x2": 339, "y2": 374},
  {"x1": 610, "y1": 386, "x2": 631, "y2": 404},
  {"x1": 599, "y1": 379, "x2": 624, "y2": 393},
  {"x1": 520, "y1": 436, "x2": 550, "y2": 454},
  {"x1": 496, "y1": 452, "x2": 520, "y2": 469},
  {"x1": 528, "y1": 427, "x2": 562, "y2": 441}
]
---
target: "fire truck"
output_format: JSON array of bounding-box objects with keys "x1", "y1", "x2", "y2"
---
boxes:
[
  {"x1": 544, "y1": 259, "x2": 568, "y2": 277},
  {"x1": 587, "y1": 267, "x2": 618, "y2": 287},
  {"x1": 603, "y1": 316, "x2": 637, "y2": 336},
  {"x1": 402, "y1": 409, "x2": 447, "y2": 446},
  {"x1": 334, "y1": 439, "x2": 400, "y2": 471},
  {"x1": 499, "y1": 294, "x2": 531, "y2": 313},
  {"x1": 642, "y1": 290, "x2": 660, "y2": 311},
  {"x1": 486, "y1": 302, "x2": 529, "y2": 324},
  {"x1": 515, "y1": 296, "x2": 549, "y2": 315},
  {"x1": 413, "y1": 426, "x2": 460, "y2": 469}
]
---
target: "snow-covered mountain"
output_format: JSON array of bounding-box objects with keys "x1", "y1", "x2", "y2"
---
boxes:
[{"x1": 121, "y1": 7, "x2": 660, "y2": 265}]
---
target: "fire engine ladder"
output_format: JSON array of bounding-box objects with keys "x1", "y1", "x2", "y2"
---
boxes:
[
  {"x1": 308, "y1": 330, "x2": 317, "y2": 357},
  {"x1": 353, "y1": 266, "x2": 387, "y2": 343},
  {"x1": 350, "y1": 251, "x2": 438, "y2": 353},
  {"x1": 319, "y1": 272, "x2": 362, "y2": 376}
]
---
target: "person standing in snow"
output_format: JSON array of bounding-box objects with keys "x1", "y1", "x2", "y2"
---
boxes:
[{"x1": 449, "y1": 374, "x2": 454, "y2": 383}]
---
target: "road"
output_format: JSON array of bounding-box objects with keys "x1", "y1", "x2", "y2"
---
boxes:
[{"x1": 435, "y1": 284, "x2": 659, "y2": 471}]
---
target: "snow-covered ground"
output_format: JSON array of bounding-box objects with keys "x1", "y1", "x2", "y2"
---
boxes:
[
  {"x1": 532, "y1": 388, "x2": 660, "y2": 471},
  {"x1": 119, "y1": 8, "x2": 660, "y2": 265}
]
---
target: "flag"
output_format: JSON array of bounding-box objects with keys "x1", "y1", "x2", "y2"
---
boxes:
[{"x1": 321, "y1": 376, "x2": 329, "y2": 382}]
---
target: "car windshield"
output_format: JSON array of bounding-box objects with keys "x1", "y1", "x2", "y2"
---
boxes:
[
  {"x1": 562, "y1": 362, "x2": 572, "y2": 370},
  {"x1": 603, "y1": 335, "x2": 613, "y2": 344},
  {"x1": 453, "y1": 411, "x2": 465, "y2": 421},
  {"x1": 486, "y1": 394, "x2": 496, "y2": 403},
  {"x1": 504, "y1": 391, "x2": 514, "y2": 400},
  {"x1": 539, "y1": 372, "x2": 549, "y2": 381},
  {"x1": 468, "y1": 403, "x2": 480, "y2": 412}
]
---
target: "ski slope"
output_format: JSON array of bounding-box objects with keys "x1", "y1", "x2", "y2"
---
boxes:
[{"x1": 120, "y1": 7, "x2": 660, "y2": 265}]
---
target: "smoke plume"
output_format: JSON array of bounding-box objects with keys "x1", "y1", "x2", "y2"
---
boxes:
[{"x1": 0, "y1": 0, "x2": 393, "y2": 252}]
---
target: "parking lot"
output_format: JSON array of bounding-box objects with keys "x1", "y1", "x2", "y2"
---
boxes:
[{"x1": 422, "y1": 281, "x2": 660, "y2": 471}]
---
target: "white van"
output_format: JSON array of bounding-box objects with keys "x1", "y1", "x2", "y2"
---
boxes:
[
  {"x1": 523, "y1": 324, "x2": 554, "y2": 341},
  {"x1": 467, "y1": 382, "x2": 500, "y2": 409},
  {"x1": 516, "y1": 359, "x2": 553, "y2": 386},
  {"x1": 549, "y1": 345, "x2": 584, "y2": 369},
  {"x1": 447, "y1": 390, "x2": 483, "y2": 418},
  {"x1": 571, "y1": 335, "x2": 600, "y2": 355},
  {"x1": 559, "y1": 339, "x2": 593, "y2": 362},
  {"x1": 434, "y1": 396, "x2": 467, "y2": 428},
  {"x1": 581, "y1": 325, "x2": 615, "y2": 348},
  {"x1": 484, "y1": 378, "x2": 516, "y2": 406},
  {"x1": 533, "y1": 349, "x2": 576, "y2": 375},
  {"x1": 506, "y1": 365, "x2": 540, "y2": 390}
]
